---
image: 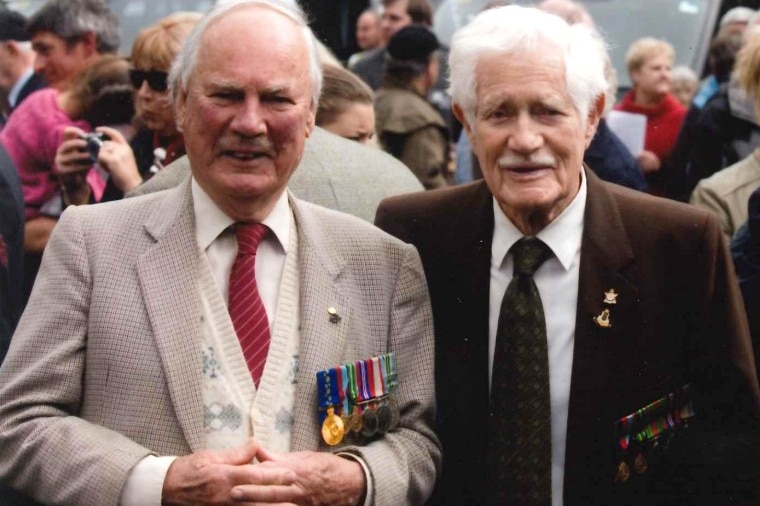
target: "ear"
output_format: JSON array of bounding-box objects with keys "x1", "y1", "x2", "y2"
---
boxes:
[
  {"x1": 4, "y1": 40, "x2": 19, "y2": 56},
  {"x1": 453, "y1": 102, "x2": 475, "y2": 148},
  {"x1": 427, "y1": 55, "x2": 440, "y2": 86},
  {"x1": 305, "y1": 99, "x2": 316, "y2": 138},
  {"x1": 79, "y1": 31, "x2": 98, "y2": 56},
  {"x1": 584, "y1": 94, "x2": 605, "y2": 149},
  {"x1": 629, "y1": 67, "x2": 640, "y2": 86},
  {"x1": 174, "y1": 87, "x2": 188, "y2": 133}
]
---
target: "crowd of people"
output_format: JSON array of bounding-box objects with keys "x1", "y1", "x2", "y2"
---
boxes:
[{"x1": 0, "y1": 0, "x2": 759, "y2": 504}]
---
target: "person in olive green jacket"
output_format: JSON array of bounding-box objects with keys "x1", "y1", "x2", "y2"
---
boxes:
[{"x1": 374, "y1": 25, "x2": 450, "y2": 189}]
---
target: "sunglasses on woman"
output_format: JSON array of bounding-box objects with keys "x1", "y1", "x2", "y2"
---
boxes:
[{"x1": 129, "y1": 69, "x2": 169, "y2": 92}]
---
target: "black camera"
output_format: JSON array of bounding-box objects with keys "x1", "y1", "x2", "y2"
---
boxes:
[{"x1": 80, "y1": 132, "x2": 109, "y2": 163}]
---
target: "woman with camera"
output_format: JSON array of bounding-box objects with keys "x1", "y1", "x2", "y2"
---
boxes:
[
  {"x1": 55, "y1": 12, "x2": 201, "y2": 203},
  {"x1": 1, "y1": 54, "x2": 133, "y2": 220},
  {"x1": 0, "y1": 54, "x2": 134, "y2": 302}
]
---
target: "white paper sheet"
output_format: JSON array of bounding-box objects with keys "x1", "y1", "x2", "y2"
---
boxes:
[{"x1": 606, "y1": 110, "x2": 647, "y2": 156}]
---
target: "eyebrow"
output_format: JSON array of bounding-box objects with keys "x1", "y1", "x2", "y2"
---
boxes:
[
  {"x1": 481, "y1": 92, "x2": 568, "y2": 111},
  {"x1": 261, "y1": 84, "x2": 292, "y2": 96}
]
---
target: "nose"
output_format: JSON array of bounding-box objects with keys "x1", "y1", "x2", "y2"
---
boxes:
[
  {"x1": 136, "y1": 80, "x2": 153, "y2": 98},
  {"x1": 230, "y1": 97, "x2": 267, "y2": 137},
  {"x1": 507, "y1": 114, "x2": 543, "y2": 154}
]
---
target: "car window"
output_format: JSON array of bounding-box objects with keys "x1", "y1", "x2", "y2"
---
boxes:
[
  {"x1": 110, "y1": 0, "x2": 210, "y2": 52},
  {"x1": 584, "y1": 0, "x2": 718, "y2": 89},
  {"x1": 3, "y1": 0, "x2": 210, "y2": 54},
  {"x1": 4, "y1": 0, "x2": 724, "y2": 92},
  {"x1": 431, "y1": 0, "x2": 720, "y2": 91}
]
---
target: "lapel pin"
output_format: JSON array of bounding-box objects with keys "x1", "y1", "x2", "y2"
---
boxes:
[
  {"x1": 603, "y1": 288, "x2": 619, "y2": 305},
  {"x1": 594, "y1": 308, "x2": 612, "y2": 328},
  {"x1": 327, "y1": 306, "x2": 341, "y2": 324}
]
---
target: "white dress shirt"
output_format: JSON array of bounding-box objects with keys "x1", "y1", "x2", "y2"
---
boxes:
[
  {"x1": 488, "y1": 170, "x2": 587, "y2": 506},
  {"x1": 120, "y1": 180, "x2": 289, "y2": 505},
  {"x1": 193, "y1": 177, "x2": 290, "y2": 318},
  {"x1": 8, "y1": 69, "x2": 34, "y2": 109}
]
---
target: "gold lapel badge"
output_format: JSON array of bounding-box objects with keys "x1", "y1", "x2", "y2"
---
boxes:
[
  {"x1": 594, "y1": 308, "x2": 612, "y2": 328},
  {"x1": 327, "y1": 306, "x2": 341, "y2": 324},
  {"x1": 603, "y1": 288, "x2": 619, "y2": 305},
  {"x1": 615, "y1": 461, "x2": 631, "y2": 483}
]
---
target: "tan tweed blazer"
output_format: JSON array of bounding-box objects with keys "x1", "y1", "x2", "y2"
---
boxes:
[{"x1": 0, "y1": 179, "x2": 440, "y2": 505}]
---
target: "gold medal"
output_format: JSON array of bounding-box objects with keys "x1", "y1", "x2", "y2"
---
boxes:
[
  {"x1": 633, "y1": 453, "x2": 648, "y2": 475},
  {"x1": 321, "y1": 407, "x2": 345, "y2": 446},
  {"x1": 615, "y1": 461, "x2": 630, "y2": 483}
]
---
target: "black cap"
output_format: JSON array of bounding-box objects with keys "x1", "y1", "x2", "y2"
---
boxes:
[
  {"x1": 387, "y1": 25, "x2": 440, "y2": 63},
  {"x1": 0, "y1": 10, "x2": 29, "y2": 42}
]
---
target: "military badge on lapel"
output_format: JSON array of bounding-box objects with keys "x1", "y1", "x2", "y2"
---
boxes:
[
  {"x1": 327, "y1": 306, "x2": 341, "y2": 324},
  {"x1": 316, "y1": 353, "x2": 399, "y2": 446},
  {"x1": 594, "y1": 288, "x2": 619, "y2": 328},
  {"x1": 613, "y1": 384, "x2": 695, "y2": 484}
]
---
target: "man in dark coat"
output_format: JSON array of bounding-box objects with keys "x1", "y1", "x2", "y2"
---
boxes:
[
  {"x1": 0, "y1": 10, "x2": 45, "y2": 127},
  {"x1": 731, "y1": 186, "x2": 760, "y2": 377},
  {"x1": 376, "y1": 6, "x2": 760, "y2": 505},
  {"x1": 0, "y1": 144, "x2": 24, "y2": 364}
]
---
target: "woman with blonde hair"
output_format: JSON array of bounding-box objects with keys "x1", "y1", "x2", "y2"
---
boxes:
[
  {"x1": 56, "y1": 12, "x2": 202, "y2": 201},
  {"x1": 614, "y1": 37, "x2": 686, "y2": 193}
]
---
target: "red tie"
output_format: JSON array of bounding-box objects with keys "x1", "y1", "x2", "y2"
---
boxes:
[{"x1": 229, "y1": 223, "x2": 270, "y2": 387}]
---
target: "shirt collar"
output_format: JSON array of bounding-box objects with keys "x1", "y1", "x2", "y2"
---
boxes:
[
  {"x1": 8, "y1": 69, "x2": 33, "y2": 108},
  {"x1": 492, "y1": 168, "x2": 587, "y2": 271},
  {"x1": 191, "y1": 177, "x2": 291, "y2": 253}
]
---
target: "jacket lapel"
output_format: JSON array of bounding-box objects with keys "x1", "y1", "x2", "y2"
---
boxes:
[
  {"x1": 441, "y1": 182, "x2": 494, "y2": 422},
  {"x1": 564, "y1": 170, "x2": 640, "y2": 502},
  {"x1": 137, "y1": 181, "x2": 206, "y2": 452},
  {"x1": 426, "y1": 182, "x2": 493, "y2": 500},
  {"x1": 287, "y1": 197, "x2": 351, "y2": 451}
]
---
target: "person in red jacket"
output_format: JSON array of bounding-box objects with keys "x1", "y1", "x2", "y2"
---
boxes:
[{"x1": 615, "y1": 37, "x2": 686, "y2": 194}]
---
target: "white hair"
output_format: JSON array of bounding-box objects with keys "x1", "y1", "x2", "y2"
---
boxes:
[
  {"x1": 169, "y1": 0, "x2": 323, "y2": 106},
  {"x1": 671, "y1": 65, "x2": 698, "y2": 85},
  {"x1": 720, "y1": 7, "x2": 755, "y2": 28},
  {"x1": 448, "y1": 5, "x2": 608, "y2": 126}
]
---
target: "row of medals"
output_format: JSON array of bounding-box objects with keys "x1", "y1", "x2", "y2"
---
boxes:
[{"x1": 322, "y1": 395, "x2": 400, "y2": 446}]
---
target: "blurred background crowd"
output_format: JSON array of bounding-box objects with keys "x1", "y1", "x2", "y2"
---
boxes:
[{"x1": 2, "y1": 0, "x2": 760, "y2": 382}]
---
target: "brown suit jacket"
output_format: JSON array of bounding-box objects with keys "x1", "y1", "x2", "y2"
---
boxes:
[
  {"x1": 0, "y1": 180, "x2": 441, "y2": 505},
  {"x1": 376, "y1": 169, "x2": 760, "y2": 505}
]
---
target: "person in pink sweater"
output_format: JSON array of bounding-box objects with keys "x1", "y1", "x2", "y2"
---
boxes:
[
  {"x1": 615, "y1": 37, "x2": 686, "y2": 194},
  {"x1": 0, "y1": 55, "x2": 133, "y2": 221},
  {"x1": 1, "y1": 87, "x2": 90, "y2": 220},
  {"x1": 0, "y1": 55, "x2": 133, "y2": 305}
]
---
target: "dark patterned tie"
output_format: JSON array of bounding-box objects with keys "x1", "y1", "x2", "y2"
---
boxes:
[
  {"x1": 488, "y1": 237, "x2": 553, "y2": 506},
  {"x1": 229, "y1": 223, "x2": 270, "y2": 387}
]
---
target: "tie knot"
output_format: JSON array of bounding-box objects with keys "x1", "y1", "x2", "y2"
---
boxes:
[
  {"x1": 511, "y1": 237, "x2": 551, "y2": 276},
  {"x1": 234, "y1": 222, "x2": 268, "y2": 255}
]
